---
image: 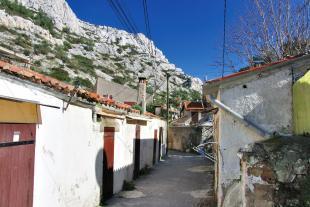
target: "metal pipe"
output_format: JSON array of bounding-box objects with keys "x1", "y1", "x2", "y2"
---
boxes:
[{"x1": 207, "y1": 95, "x2": 271, "y2": 138}]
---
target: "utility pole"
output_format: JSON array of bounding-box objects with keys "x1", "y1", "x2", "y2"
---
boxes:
[{"x1": 165, "y1": 72, "x2": 171, "y2": 155}]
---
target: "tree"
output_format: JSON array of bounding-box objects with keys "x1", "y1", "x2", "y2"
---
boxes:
[{"x1": 229, "y1": 0, "x2": 310, "y2": 65}]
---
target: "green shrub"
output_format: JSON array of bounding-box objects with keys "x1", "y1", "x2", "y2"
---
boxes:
[
  {"x1": 73, "y1": 77, "x2": 93, "y2": 89},
  {"x1": 99, "y1": 53, "x2": 110, "y2": 60},
  {"x1": 0, "y1": 42, "x2": 13, "y2": 50},
  {"x1": 128, "y1": 83, "x2": 138, "y2": 90},
  {"x1": 0, "y1": 25, "x2": 8, "y2": 32},
  {"x1": 116, "y1": 48, "x2": 122, "y2": 54},
  {"x1": 67, "y1": 35, "x2": 94, "y2": 47},
  {"x1": 67, "y1": 55, "x2": 95, "y2": 76},
  {"x1": 119, "y1": 44, "x2": 133, "y2": 50},
  {"x1": 30, "y1": 65, "x2": 42, "y2": 73},
  {"x1": 128, "y1": 48, "x2": 139, "y2": 56},
  {"x1": 66, "y1": 35, "x2": 94, "y2": 51},
  {"x1": 0, "y1": 1, "x2": 56, "y2": 35},
  {"x1": 114, "y1": 62, "x2": 125, "y2": 70},
  {"x1": 83, "y1": 44, "x2": 93, "y2": 52},
  {"x1": 146, "y1": 104, "x2": 155, "y2": 113},
  {"x1": 96, "y1": 66, "x2": 114, "y2": 75},
  {"x1": 33, "y1": 9, "x2": 54, "y2": 34},
  {"x1": 62, "y1": 26, "x2": 70, "y2": 34},
  {"x1": 0, "y1": 0, "x2": 33, "y2": 19},
  {"x1": 145, "y1": 61, "x2": 153, "y2": 67},
  {"x1": 115, "y1": 37, "x2": 121, "y2": 45},
  {"x1": 33, "y1": 60, "x2": 41, "y2": 67},
  {"x1": 23, "y1": 49, "x2": 31, "y2": 56},
  {"x1": 132, "y1": 104, "x2": 143, "y2": 113},
  {"x1": 110, "y1": 56, "x2": 123, "y2": 62},
  {"x1": 54, "y1": 45, "x2": 68, "y2": 63},
  {"x1": 63, "y1": 41, "x2": 72, "y2": 51},
  {"x1": 14, "y1": 33, "x2": 32, "y2": 48},
  {"x1": 146, "y1": 84, "x2": 154, "y2": 94},
  {"x1": 48, "y1": 68, "x2": 71, "y2": 82},
  {"x1": 34, "y1": 40, "x2": 51, "y2": 55},
  {"x1": 112, "y1": 75, "x2": 127, "y2": 85}
]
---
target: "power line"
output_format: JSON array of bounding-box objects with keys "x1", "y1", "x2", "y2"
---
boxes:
[
  {"x1": 106, "y1": 0, "x2": 163, "y2": 97},
  {"x1": 221, "y1": 0, "x2": 227, "y2": 78},
  {"x1": 114, "y1": 0, "x2": 139, "y2": 33},
  {"x1": 142, "y1": 0, "x2": 152, "y2": 40},
  {"x1": 142, "y1": 0, "x2": 153, "y2": 54},
  {"x1": 106, "y1": 0, "x2": 150, "y2": 53},
  {"x1": 106, "y1": 0, "x2": 131, "y2": 32},
  {"x1": 107, "y1": 0, "x2": 137, "y2": 33}
]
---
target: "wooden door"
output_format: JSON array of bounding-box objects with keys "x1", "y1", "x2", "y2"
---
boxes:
[
  {"x1": 102, "y1": 127, "x2": 115, "y2": 200},
  {"x1": 153, "y1": 129, "x2": 158, "y2": 165},
  {"x1": 133, "y1": 125, "x2": 140, "y2": 179},
  {"x1": 0, "y1": 124, "x2": 36, "y2": 207}
]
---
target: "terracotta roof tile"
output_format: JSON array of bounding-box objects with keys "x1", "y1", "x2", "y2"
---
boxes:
[
  {"x1": 0, "y1": 60, "x2": 140, "y2": 114},
  {"x1": 206, "y1": 56, "x2": 299, "y2": 84},
  {"x1": 144, "y1": 111, "x2": 159, "y2": 118},
  {"x1": 183, "y1": 101, "x2": 205, "y2": 111}
]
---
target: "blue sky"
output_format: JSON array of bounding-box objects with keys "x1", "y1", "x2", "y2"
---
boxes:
[{"x1": 67, "y1": 0, "x2": 247, "y2": 80}]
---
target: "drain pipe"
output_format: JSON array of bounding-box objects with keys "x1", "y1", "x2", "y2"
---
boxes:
[{"x1": 207, "y1": 95, "x2": 271, "y2": 138}]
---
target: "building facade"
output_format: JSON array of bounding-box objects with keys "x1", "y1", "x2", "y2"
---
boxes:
[
  {"x1": 203, "y1": 54, "x2": 310, "y2": 206},
  {"x1": 0, "y1": 60, "x2": 167, "y2": 207}
]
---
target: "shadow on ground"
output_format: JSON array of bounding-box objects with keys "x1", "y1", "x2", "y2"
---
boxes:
[{"x1": 106, "y1": 150, "x2": 216, "y2": 207}]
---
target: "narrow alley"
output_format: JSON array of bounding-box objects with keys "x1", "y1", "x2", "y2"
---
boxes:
[{"x1": 106, "y1": 151, "x2": 215, "y2": 207}]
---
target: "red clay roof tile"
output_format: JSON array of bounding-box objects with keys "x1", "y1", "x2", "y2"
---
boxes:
[
  {"x1": 0, "y1": 60, "x2": 140, "y2": 114},
  {"x1": 206, "y1": 56, "x2": 298, "y2": 84}
]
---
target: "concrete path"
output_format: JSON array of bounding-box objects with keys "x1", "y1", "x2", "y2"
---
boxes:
[{"x1": 106, "y1": 151, "x2": 215, "y2": 207}]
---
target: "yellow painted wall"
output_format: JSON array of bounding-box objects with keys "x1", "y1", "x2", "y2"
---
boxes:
[
  {"x1": 0, "y1": 99, "x2": 40, "y2": 123},
  {"x1": 293, "y1": 70, "x2": 310, "y2": 135}
]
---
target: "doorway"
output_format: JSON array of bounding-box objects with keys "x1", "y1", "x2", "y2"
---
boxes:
[
  {"x1": 153, "y1": 129, "x2": 158, "y2": 165},
  {"x1": 133, "y1": 125, "x2": 141, "y2": 179},
  {"x1": 0, "y1": 123, "x2": 36, "y2": 207},
  {"x1": 102, "y1": 127, "x2": 115, "y2": 200}
]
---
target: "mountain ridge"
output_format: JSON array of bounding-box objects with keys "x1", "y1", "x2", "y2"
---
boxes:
[{"x1": 0, "y1": 0, "x2": 202, "y2": 93}]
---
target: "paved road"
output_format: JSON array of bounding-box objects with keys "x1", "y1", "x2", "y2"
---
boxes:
[{"x1": 106, "y1": 151, "x2": 215, "y2": 207}]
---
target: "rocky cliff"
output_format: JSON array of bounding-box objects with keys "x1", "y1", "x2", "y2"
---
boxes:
[{"x1": 0, "y1": 0, "x2": 202, "y2": 93}]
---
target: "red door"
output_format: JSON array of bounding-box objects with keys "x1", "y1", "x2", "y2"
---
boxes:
[
  {"x1": 153, "y1": 129, "x2": 158, "y2": 165},
  {"x1": 102, "y1": 127, "x2": 115, "y2": 200},
  {"x1": 0, "y1": 124, "x2": 36, "y2": 207}
]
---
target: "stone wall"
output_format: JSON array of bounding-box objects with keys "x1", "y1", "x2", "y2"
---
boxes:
[
  {"x1": 211, "y1": 57, "x2": 310, "y2": 206},
  {"x1": 240, "y1": 137, "x2": 310, "y2": 207},
  {"x1": 168, "y1": 126, "x2": 202, "y2": 152}
]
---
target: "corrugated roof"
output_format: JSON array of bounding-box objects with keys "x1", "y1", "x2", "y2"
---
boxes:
[{"x1": 0, "y1": 60, "x2": 140, "y2": 114}]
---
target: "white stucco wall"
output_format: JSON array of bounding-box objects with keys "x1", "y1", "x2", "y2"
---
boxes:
[
  {"x1": 113, "y1": 120, "x2": 135, "y2": 193},
  {"x1": 217, "y1": 64, "x2": 308, "y2": 188},
  {"x1": 34, "y1": 104, "x2": 103, "y2": 207},
  {"x1": 217, "y1": 68, "x2": 293, "y2": 188},
  {"x1": 221, "y1": 68, "x2": 293, "y2": 135},
  {"x1": 113, "y1": 118, "x2": 167, "y2": 193},
  {"x1": 0, "y1": 75, "x2": 103, "y2": 207},
  {"x1": 219, "y1": 110, "x2": 265, "y2": 186},
  {"x1": 0, "y1": 74, "x2": 167, "y2": 207}
]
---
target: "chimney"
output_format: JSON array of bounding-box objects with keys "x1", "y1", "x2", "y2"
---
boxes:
[{"x1": 137, "y1": 77, "x2": 147, "y2": 113}]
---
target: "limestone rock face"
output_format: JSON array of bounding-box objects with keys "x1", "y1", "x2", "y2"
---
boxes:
[
  {"x1": 0, "y1": 0, "x2": 202, "y2": 93},
  {"x1": 17, "y1": 0, "x2": 82, "y2": 33}
]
